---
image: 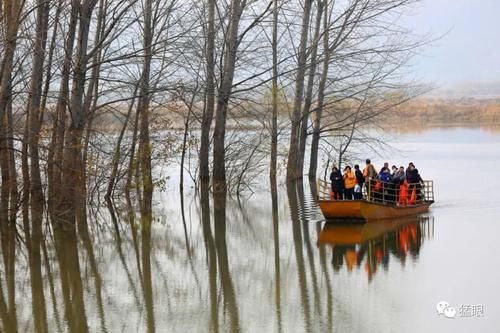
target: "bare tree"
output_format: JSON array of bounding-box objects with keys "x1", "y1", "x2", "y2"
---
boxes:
[{"x1": 286, "y1": 0, "x2": 314, "y2": 181}]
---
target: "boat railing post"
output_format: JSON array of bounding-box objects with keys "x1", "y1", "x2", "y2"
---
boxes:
[
  {"x1": 318, "y1": 179, "x2": 321, "y2": 200},
  {"x1": 367, "y1": 178, "x2": 371, "y2": 201}
]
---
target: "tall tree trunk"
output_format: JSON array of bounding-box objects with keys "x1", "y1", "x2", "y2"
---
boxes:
[
  {"x1": 286, "y1": 0, "x2": 313, "y2": 181},
  {"x1": 62, "y1": 0, "x2": 98, "y2": 223},
  {"x1": 28, "y1": 0, "x2": 51, "y2": 225},
  {"x1": 81, "y1": 0, "x2": 106, "y2": 217},
  {"x1": 138, "y1": 0, "x2": 154, "y2": 220},
  {"x1": 0, "y1": 0, "x2": 23, "y2": 222},
  {"x1": 298, "y1": 0, "x2": 324, "y2": 176},
  {"x1": 40, "y1": 0, "x2": 63, "y2": 122},
  {"x1": 180, "y1": 103, "x2": 193, "y2": 193},
  {"x1": 212, "y1": 0, "x2": 244, "y2": 190},
  {"x1": 48, "y1": 0, "x2": 79, "y2": 216},
  {"x1": 309, "y1": 0, "x2": 330, "y2": 179},
  {"x1": 270, "y1": 0, "x2": 279, "y2": 179},
  {"x1": 0, "y1": 0, "x2": 24, "y2": 125},
  {"x1": 125, "y1": 100, "x2": 141, "y2": 195},
  {"x1": 0, "y1": 115, "x2": 9, "y2": 223},
  {"x1": 6, "y1": 102, "x2": 18, "y2": 224},
  {"x1": 199, "y1": 0, "x2": 216, "y2": 183}
]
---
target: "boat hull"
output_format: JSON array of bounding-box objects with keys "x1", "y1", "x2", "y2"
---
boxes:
[{"x1": 318, "y1": 199, "x2": 433, "y2": 221}]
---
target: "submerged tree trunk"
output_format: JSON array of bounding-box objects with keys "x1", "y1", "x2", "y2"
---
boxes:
[
  {"x1": 28, "y1": 0, "x2": 51, "y2": 224},
  {"x1": 286, "y1": 0, "x2": 313, "y2": 181}
]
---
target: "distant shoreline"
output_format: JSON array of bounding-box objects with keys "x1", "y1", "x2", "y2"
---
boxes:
[{"x1": 78, "y1": 96, "x2": 500, "y2": 133}]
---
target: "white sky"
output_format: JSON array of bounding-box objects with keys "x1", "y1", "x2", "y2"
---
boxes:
[{"x1": 405, "y1": 0, "x2": 500, "y2": 87}]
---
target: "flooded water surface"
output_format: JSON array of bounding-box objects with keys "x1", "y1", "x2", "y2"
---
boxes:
[{"x1": 1, "y1": 127, "x2": 500, "y2": 332}]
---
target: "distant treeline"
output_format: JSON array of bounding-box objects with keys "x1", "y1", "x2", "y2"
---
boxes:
[{"x1": 392, "y1": 98, "x2": 500, "y2": 124}]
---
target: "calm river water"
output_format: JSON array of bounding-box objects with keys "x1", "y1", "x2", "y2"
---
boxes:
[{"x1": 1, "y1": 126, "x2": 499, "y2": 333}]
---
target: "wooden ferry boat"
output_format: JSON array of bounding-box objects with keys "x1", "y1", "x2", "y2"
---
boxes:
[{"x1": 317, "y1": 179, "x2": 434, "y2": 221}]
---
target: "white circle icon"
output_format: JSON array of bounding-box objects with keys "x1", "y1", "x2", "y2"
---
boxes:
[
  {"x1": 443, "y1": 306, "x2": 456, "y2": 318},
  {"x1": 436, "y1": 301, "x2": 450, "y2": 315}
]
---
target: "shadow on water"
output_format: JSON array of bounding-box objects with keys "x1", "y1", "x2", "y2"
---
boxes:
[{"x1": 0, "y1": 178, "x2": 435, "y2": 332}]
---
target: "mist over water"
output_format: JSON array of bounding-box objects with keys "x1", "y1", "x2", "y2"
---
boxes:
[{"x1": 1, "y1": 126, "x2": 499, "y2": 332}]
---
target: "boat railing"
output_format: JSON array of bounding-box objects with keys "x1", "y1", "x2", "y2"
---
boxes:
[{"x1": 318, "y1": 178, "x2": 434, "y2": 206}]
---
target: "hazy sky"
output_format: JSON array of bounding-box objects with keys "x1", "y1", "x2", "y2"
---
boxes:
[{"x1": 405, "y1": 0, "x2": 500, "y2": 87}]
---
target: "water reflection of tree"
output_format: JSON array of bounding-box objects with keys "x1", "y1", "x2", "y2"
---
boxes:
[
  {"x1": 200, "y1": 183, "x2": 219, "y2": 333},
  {"x1": 0, "y1": 223, "x2": 18, "y2": 332},
  {"x1": 287, "y1": 181, "x2": 312, "y2": 331},
  {"x1": 297, "y1": 181, "x2": 321, "y2": 317},
  {"x1": 200, "y1": 183, "x2": 241, "y2": 333},
  {"x1": 271, "y1": 177, "x2": 282, "y2": 333},
  {"x1": 29, "y1": 218, "x2": 49, "y2": 333},
  {"x1": 53, "y1": 223, "x2": 89, "y2": 332},
  {"x1": 310, "y1": 180, "x2": 334, "y2": 332},
  {"x1": 141, "y1": 209, "x2": 156, "y2": 333}
]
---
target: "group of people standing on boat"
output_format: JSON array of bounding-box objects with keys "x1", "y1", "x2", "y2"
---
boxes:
[{"x1": 330, "y1": 159, "x2": 425, "y2": 204}]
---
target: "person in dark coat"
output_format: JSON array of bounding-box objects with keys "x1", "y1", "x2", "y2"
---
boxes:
[
  {"x1": 406, "y1": 162, "x2": 423, "y2": 184},
  {"x1": 406, "y1": 162, "x2": 424, "y2": 202},
  {"x1": 354, "y1": 164, "x2": 364, "y2": 199},
  {"x1": 330, "y1": 166, "x2": 344, "y2": 200},
  {"x1": 378, "y1": 167, "x2": 392, "y2": 203},
  {"x1": 393, "y1": 166, "x2": 406, "y2": 184}
]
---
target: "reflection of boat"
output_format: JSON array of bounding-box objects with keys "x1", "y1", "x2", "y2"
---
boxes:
[
  {"x1": 318, "y1": 217, "x2": 434, "y2": 280},
  {"x1": 317, "y1": 179, "x2": 434, "y2": 221},
  {"x1": 319, "y1": 217, "x2": 425, "y2": 245}
]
